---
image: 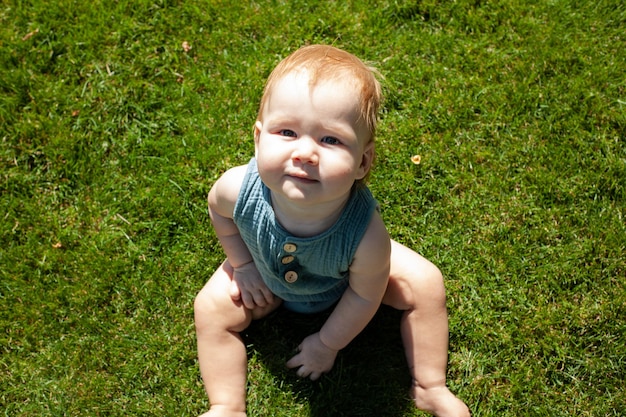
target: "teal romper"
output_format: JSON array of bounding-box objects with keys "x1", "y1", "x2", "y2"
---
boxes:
[{"x1": 233, "y1": 158, "x2": 379, "y2": 314}]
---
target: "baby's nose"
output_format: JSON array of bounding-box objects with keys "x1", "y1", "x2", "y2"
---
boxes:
[{"x1": 292, "y1": 137, "x2": 319, "y2": 165}]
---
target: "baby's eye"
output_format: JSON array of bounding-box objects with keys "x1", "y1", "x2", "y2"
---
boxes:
[
  {"x1": 279, "y1": 129, "x2": 297, "y2": 137},
  {"x1": 321, "y1": 136, "x2": 340, "y2": 145}
]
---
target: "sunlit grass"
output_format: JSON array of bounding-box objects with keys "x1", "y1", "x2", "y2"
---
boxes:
[{"x1": 1, "y1": 1, "x2": 624, "y2": 416}]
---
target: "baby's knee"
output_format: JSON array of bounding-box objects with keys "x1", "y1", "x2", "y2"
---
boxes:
[
  {"x1": 423, "y1": 262, "x2": 444, "y2": 288},
  {"x1": 194, "y1": 287, "x2": 215, "y2": 318},
  {"x1": 194, "y1": 283, "x2": 251, "y2": 333},
  {"x1": 194, "y1": 288, "x2": 219, "y2": 331},
  {"x1": 416, "y1": 263, "x2": 446, "y2": 303},
  {"x1": 391, "y1": 241, "x2": 443, "y2": 286},
  {"x1": 406, "y1": 263, "x2": 447, "y2": 306}
]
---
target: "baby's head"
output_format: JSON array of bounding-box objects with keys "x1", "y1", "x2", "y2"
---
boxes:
[{"x1": 257, "y1": 45, "x2": 382, "y2": 146}]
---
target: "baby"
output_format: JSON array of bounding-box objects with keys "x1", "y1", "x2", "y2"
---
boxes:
[{"x1": 194, "y1": 44, "x2": 470, "y2": 417}]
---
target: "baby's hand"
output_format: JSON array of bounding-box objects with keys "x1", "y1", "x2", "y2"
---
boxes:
[
  {"x1": 286, "y1": 332, "x2": 338, "y2": 381},
  {"x1": 230, "y1": 261, "x2": 275, "y2": 309}
]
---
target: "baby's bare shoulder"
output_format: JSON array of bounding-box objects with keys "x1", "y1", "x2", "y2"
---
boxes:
[{"x1": 208, "y1": 164, "x2": 248, "y2": 217}]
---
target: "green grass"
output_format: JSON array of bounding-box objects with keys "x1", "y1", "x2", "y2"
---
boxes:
[{"x1": 1, "y1": 0, "x2": 624, "y2": 416}]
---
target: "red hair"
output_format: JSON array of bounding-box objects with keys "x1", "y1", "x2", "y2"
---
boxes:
[{"x1": 257, "y1": 45, "x2": 382, "y2": 144}]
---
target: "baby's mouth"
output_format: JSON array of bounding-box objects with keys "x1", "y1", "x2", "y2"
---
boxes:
[{"x1": 287, "y1": 172, "x2": 317, "y2": 183}]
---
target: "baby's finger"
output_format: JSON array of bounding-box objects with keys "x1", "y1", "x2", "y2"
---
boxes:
[
  {"x1": 309, "y1": 371, "x2": 322, "y2": 381},
  {"x1": 285, "y1": 351, "x2": 302, "y2": 369},
  {"x1": 260, "y1": 288, "x2": 275, "y2": 305},
  {"x1": 296, "y1": 365, "x2": 311, "y2": 379},
  {"x1": 240, "y1": 290, "x2": 258, "y2": 310},
  {"x1": 251, "y1": 290, "x2": 269, "y2": 308}
]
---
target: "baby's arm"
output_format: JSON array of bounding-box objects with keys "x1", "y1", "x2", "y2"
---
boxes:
[
  {"x1": 286, "y1": 213, "x2": 391, "y2": 379},
  {"x1": 208, "y1": 166, "x2": 275, "y2": 308}
]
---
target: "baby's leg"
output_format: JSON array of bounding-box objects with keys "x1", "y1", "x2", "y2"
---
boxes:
[
  {"x1": 382, "y1": 240, "x2": 470, "y2": 417},
  {"x1": 194, "y1": 261, "x2": 280, "y2": 417}
]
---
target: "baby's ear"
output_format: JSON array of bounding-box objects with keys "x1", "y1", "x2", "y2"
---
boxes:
[
  {"x1": 357, "y1": 141, "x2": 375, "y2": 180},
  {"x1": 253, "y1": 121, "x2": 262, "y2": 156}
]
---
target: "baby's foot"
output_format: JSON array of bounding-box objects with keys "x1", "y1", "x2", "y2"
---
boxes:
[
  {"x1": 411, "y1": 383, "x2": 470, "y2": 417},
  {"x1": 199, "y1": 406, "x2": 247, "y2": 417}
]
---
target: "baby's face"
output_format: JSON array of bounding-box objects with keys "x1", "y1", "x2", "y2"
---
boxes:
[{"x1": 254, "y1": 71, "x2": 373, "y2": 207}]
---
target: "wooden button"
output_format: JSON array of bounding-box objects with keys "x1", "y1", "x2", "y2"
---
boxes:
[
  {"x1": 283, "y1": 243, "x2": 297, "y2": 253},
  {"x1": 284, "y1": 271, "x2": 298, "y2": 283},
  {"x1": 281, "y1": 255, "x2": 295, "y2": 264}
]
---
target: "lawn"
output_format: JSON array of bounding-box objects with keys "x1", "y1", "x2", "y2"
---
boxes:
[{"x1": 1, "y1": 1, "x2": 624, "y2": 416}]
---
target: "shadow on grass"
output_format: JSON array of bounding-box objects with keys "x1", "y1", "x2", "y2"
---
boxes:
[{"x1": 243, "y1": 305, "x2": 415, "y2": 417}]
